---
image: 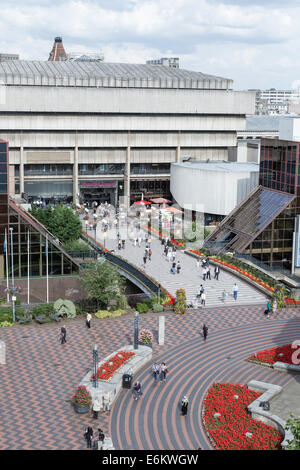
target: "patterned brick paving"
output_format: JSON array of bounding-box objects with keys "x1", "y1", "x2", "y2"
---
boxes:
[{"x1": 0, "y1": 305, "x2": 299, "y2": 449}]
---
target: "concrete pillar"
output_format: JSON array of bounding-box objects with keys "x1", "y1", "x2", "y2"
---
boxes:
[
  {"x1": 176, "y1": 130, "x2": 181, "y2": 163},
  {"x1": 20, "y1": 132, "x2": 24, "y2": 195},
  {"x1": 73, "y1": 131, "x2": 79, "y2": 204},
  {"x1": 9, "y1": 165, "x2": 15, "y2": 196},
  {"x1": 124, "y1": 131, "x2": 131, "y2": 208},
  {"x1": 158, "y1": 315, "x2": 165, "y2": 345}
]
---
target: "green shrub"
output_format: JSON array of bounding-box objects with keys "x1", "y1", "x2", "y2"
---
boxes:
[
  {"x1": 95, "y1": 309, "x2": 126, "y2": 319},
  {"x1": 31, "y1": 303, "x2": 55, "y2": 318},
  {"x1": 0, "y1": 307, "x2": 24, "y2": 322},
  {"x1": 136, "y1": 302, "x2": 149, "y2": 314},
  {"x1": 0, "y1": 321, "x2": 13, "y2": 328},
  {"x1": 153, "y1": 303, "x2": 164, "y2": 313},
  {"x1": 143, "y1": 298, "x2": 153, "y2": 308},
  {"x1": 117, "y1": 295, "x2": 128, "y2": 310}
]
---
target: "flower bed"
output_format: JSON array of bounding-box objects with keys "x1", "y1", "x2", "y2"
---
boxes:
[
  {"x1": 91, "y1": 350, "x2": 136, "y2": 381},
  {"x1": 203, "y1": 383, "x2": 283, "y2": 450},
  {"x1": 248, "y1": 344, "x2": 296, "y2": 366}
]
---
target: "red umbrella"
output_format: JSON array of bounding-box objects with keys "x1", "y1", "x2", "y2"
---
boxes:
[{"x1": 133, "y1": 200, "x2": 151, "y2": 205}]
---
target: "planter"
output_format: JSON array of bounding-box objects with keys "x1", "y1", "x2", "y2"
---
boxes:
[
  {"x1": 139, "y1": 342, "x2": 152, "y2": 348},
  {"x1": 73, "y1": 403, "x2": 90, "y2": 414}
]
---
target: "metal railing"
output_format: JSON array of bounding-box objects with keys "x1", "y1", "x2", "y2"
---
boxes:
[{"x1": 81, "y1": 232, "x2": 160, "y2": 295}]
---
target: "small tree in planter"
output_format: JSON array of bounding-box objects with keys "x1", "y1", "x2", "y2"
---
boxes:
[
  {"x1": 173, "y1": 288, "x2": 187, "y2": 314},
  {"x1": 72, "y1": 385, "x2": 92, "y2": 413},
  {"x1": 139, "y1": 328, "x2": 153, "y2": 345}
]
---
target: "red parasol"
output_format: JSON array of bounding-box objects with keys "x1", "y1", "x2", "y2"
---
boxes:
[
  {"x1": 150, "y1": 198, "x2": 171, "y2": 204},
  {"x1": 133, "y1": 200, "x2": 151, "y2": 205}
]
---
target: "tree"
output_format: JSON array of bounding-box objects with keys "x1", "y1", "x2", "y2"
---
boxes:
[
  {"x1": 79, "y1": 261, "x2": 126, "y2": 310},
  {"x1": 29, "y1": 204, "x2": 81, "y2": 244}
]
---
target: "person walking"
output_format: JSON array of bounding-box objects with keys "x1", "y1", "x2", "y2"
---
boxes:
[
  {"x1": 138, "y1": 236, "x2": 142, "y2": 248},
  {"x1": 221, "y1": 290, "x2": 227, "y2": 302},
  {"x1": 201, "y1": 291, "x2": 206, "y2": 307},
  {"x1": 202, "y1": 267, "x2": 206, "y2": 281},
  {"x1": 133, "y1": 381, "x2": 142, "y2": 400},
  {"x1": 148, "y1": 248, "x2": 152, "y2": 261},
  {"x1": 92, "y1": 395, "x2": 101, "y2": 419},
  {"x1": 143, "y1": 254, "x2": 147, "y2": 269},
  {"x1": 202, "y1": 323, "x2": 208, "y2": 340},
  {"x1": 181, "y1": 396, "x2": 189, "y2": 416},
  {"x1": 177, "y1": 261, "x2": 181, "y2": 274},
  {"x1": 196, "y1": 258, "x2": 200, "y2": 269},
  {"x1": 84, "y1": 426, "x2": 93, "y2": 449},
  {"x1": 264, "y1": 301, "x2": 272, "y2": 318},
  {"x1": 118, "y1": 240, "x2": 122, "y2": 250},
  {"x1": 152, "y1": 362, "x2": 160, "y2": 382},
  {"x1": 214, "y1": 266, "x2": 220, "y2": 280},
  {"x1": 233, "y1": 283, "x2": 238, "y2": 301},
  {"x1": 160, "y1": 362, "x2": 168, "y2": 383},
  {"x1": 86, "y1": 313, "x2": 92, "y2": 329},
  {"x1": 102, "y1": 392, "x2": 110, "y2": 413},
  {"x1": 122, "y1": 239, "x2": 125, "y2": 249},
  {"x1": 273, "y1": 299, "x2": 278, "y2": 316},
  {"x1": 171, "y1": 260, "x2": 176, "y2": 275},
  {"x1": 60, "y1": 325, "x2": 67, "y2": 344},
  {"x1": 206, "y1": 267, "x2": 211, "y2": 280},
  {"x1": 167, "y1": 250, "x2": 172, "y2": 263}
]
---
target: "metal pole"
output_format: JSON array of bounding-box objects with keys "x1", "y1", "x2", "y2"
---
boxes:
[
  {"x1": 27, "y1": 230, "x2": 30, "y2": 305},
  {"x1": 93, "y1": 344, "x2": 98, "y2": 388},
  {"x1": 158, "y1": 283, "x2": 161, "y2": 305},
  {"x1": 134, "y1": 310, "x2": 139, "y2": 349},
  {"x1": 9, "y1": 228, "x2": 15, "y2": 322}
]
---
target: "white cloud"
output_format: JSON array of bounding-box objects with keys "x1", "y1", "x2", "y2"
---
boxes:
[{"x1": 0, "y1": 0, "x2": 299, "y2": 88}]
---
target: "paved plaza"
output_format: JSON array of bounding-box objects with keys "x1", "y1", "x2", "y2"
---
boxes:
[
  {"x1": 83, "y1": 213, "x2": 267, "y2": 308},
  {"x1": 0, "y1": 304, "x2": 299, "y2": 450}
]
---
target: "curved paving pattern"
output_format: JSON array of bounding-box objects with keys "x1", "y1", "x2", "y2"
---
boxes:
[
  {"x1": 0, "y1": 305, "x2": 299, "y2": 449},
  {"x1": 110, "y1": 313, "x2": 300, "y2": 450},
  {"x1": 82, "y1": 212, "x2": 268, "y2": 308}
]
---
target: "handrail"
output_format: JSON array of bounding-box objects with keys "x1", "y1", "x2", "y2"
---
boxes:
[{"x1": 81, "y1": 232, "x2": 160, "y2": 295}]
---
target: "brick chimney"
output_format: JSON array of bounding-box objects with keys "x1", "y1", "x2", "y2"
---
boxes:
[{"x1": 48, "y1": 37, "x2": 67, "y2": 61}]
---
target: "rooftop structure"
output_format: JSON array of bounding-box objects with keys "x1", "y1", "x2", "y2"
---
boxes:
[
  {"x1": 0, "y1": 53, "x2": 19, "y2": 62},
  {"x1": 146, "y1": 57, "x2": 179, "y2": 68},
  {"x1": 0, "y1": 59, "x2": 233, "y2": 89},
  {"x1": 48, "y1": 37, "x2": 67, "y2": 62},
  {"x1": 66, "y1": 52, "x2": 104, "y2": 62}
]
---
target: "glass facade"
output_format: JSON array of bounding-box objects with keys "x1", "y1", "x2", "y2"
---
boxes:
[
  {"x1": 24, "y1": 164, "x2": 73, "y2": 176},
  {"x1": 79, "y1": 164, "x2": 124, "y2": 175},
  {"x1": 205, "y1": 138, "x2": 300, "y2": 271},
  {"x1": 5, "y1": 201, "x2": 79, "y2": 278}
]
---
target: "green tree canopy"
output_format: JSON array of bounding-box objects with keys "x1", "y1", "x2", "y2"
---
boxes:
[
  {"x1": 29, "y1": 204, "x2": 81, "y2": 244},
  {"x1": 79, "y1": 261, "x2": 126, "y2": 310}
]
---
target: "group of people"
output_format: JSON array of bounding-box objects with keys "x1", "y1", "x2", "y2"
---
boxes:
[
  {"x1": 152, "y1": 361, "x2": 168, "y2": 383},
  {"x1": 84, "y1": 426, "x2": 105, "y2": 450}
]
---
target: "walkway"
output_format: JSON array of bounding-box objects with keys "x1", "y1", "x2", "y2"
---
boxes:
[
  {"x1": 0, "y1": 305, "x2": 299, "y2": 449},
  {"x1": 82, "y1": 213, "x2": 268, "y2": 307}
]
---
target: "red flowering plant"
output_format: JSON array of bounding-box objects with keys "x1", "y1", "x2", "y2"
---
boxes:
[
  {"x1": 91, "y1": 350, "x2": 135, "y2": 381},
  {"x1": 248, "y1": 344, "x2": 296, "y2": 365},
  {"x1": 203, "y1": 383, "x2": 283, "y2": 450},
  {"x1": 72, "y1": 385, "x2": 92, "y2": 408}
]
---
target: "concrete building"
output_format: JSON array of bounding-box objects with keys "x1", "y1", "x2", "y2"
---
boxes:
[
  {"x1": 146, "y1": 57, "x2": 179, "y2": 68},
  {"x1": 0, "y1": 53, "x2": 19, "y2": 62},
  {"x1": 170, "y1": 161, "x2": 259, "y2": 224},
  {"x1": 0, "y1": 59, "x2": 255, "y2": 206},
  {"x1": 251, "y1": 88, "x2": 300, "y2": 115}
]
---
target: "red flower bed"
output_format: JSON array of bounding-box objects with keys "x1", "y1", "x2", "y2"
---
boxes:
[
  {"x1": 203, "y1": 383, "x2": 283, "y2": 450},
  {"x1": 91, "y1": 350, "x2": 136, "y2": 381},
  {"x1": 249, "y1": 344, "x2": 296, "y2": 365}
]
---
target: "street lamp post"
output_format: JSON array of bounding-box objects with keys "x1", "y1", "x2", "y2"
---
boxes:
[
  {"x1": 103, "y1": 230, "x2": 107, "y2": 250},
  {"x1": 134, "y1": 310, "x2": 139, "y2": 349},
  {"x1": 93, "y1": 344, "x2": 98, "y2": 389},
  {"x1": 9, "y1": 228, "x2": 15, "y2": 323}
]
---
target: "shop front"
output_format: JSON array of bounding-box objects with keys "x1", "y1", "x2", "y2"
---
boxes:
[{"x1": 79, "y1": 180, "x2": 118, "y2": 206}]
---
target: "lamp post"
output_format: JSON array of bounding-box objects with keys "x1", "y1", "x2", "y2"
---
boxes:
[
  {"x1": 9, "y1": 228, "x2": 15, "y2": 323},
  {"x1": 103, "y1": 230, "x2": 107, "y2": 250},
  {"x1": 93, "y1": 344, "x2": 98, "y2": 389},
  {"x1": 134, "y1": 310, "x2": 139, "y2": 349}
]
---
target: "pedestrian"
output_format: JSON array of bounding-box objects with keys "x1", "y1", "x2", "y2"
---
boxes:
[
  {"x1": 102, "y1": 392, "x2": 110, "y2": 413},
  {"x1": 202, "y1": 267, "x2": 206, "y2": 281},
  {"x1": 167, "y1": 251, "x2": 172, "y2": 263},
  {"x1": 196, "y1": 258, "x2": 200, "y2": 269},
  {"x1": 143, "y1": 254, "x2": 147, "y2": 268},
  {"x1": 152, "y1": 362, "x2": 160, "y2": 382},
  {"x1": 134, "y1": 237, "x2": 137, "y2": 247},
  {"x1": 118, "y1": 240, "x2": 122, "y2": 250},
  {"x1": 133, "y1": 381, "x2": 142, "y2": 400},
  {"x1": 177, "y1": 261, "x2": 181, "y2": 274},
  {"x1": 201, "y1": 292, "x2": 206, "y2": 306},
  {"x1": 264, "y1": 301, "x2": 271, "y2": 318},
  {"x1": 98, "y1": 428, "x2": 105, "y2": 443},
  {"x1": 148, "y1": 248, "x2": 152, "y2": 260},
  {"x1": 273, "y1": 299, "x2": 278, "y2": 316},
  {"x1": 92, "y1": 395, "x2": 101, "y2": 419},
  {"x1": 86, "y1": 313, "x2": 92, "y2": 329},
  {"x1": 203, "y1": 323, "x2": 208, "y2": 340},
  {"x1": 160, "y1": 362, "x2": 168, "y2": 383},
  {"x1": 221, "y1": 290, "x2": 227, "y2": 302},
  {"x1": 206, "y1": 267, "x2": 211, "y2": 280},
  {"x1": 84, "y1": 426, "x2": 93, "y2": 449},
  {"x1": 214, "y1": 266, "x2": 220, "y2": 280},
  {"x1": 122, "y1": 239, "x2": 125, "y2": 249},
  {"x1": 233, "y1": 283, "x2": 238, "y2": 301},
  {"x1": 138, "y1": 236, "x2": 142, "y2": 247},
  {"x1": 181, "y1": 396, "x2": 189, "y2": 416},
  {"x1": 171, "y1": 260, "x2": 176, "y2": 274},
  {"x1": 60, "y1": 325, "x2": 67, "y2": 344}
]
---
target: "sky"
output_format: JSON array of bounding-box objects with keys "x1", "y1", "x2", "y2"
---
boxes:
[{"x1": 1, "y1": 0, "x2": 300, "y2": 90}]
